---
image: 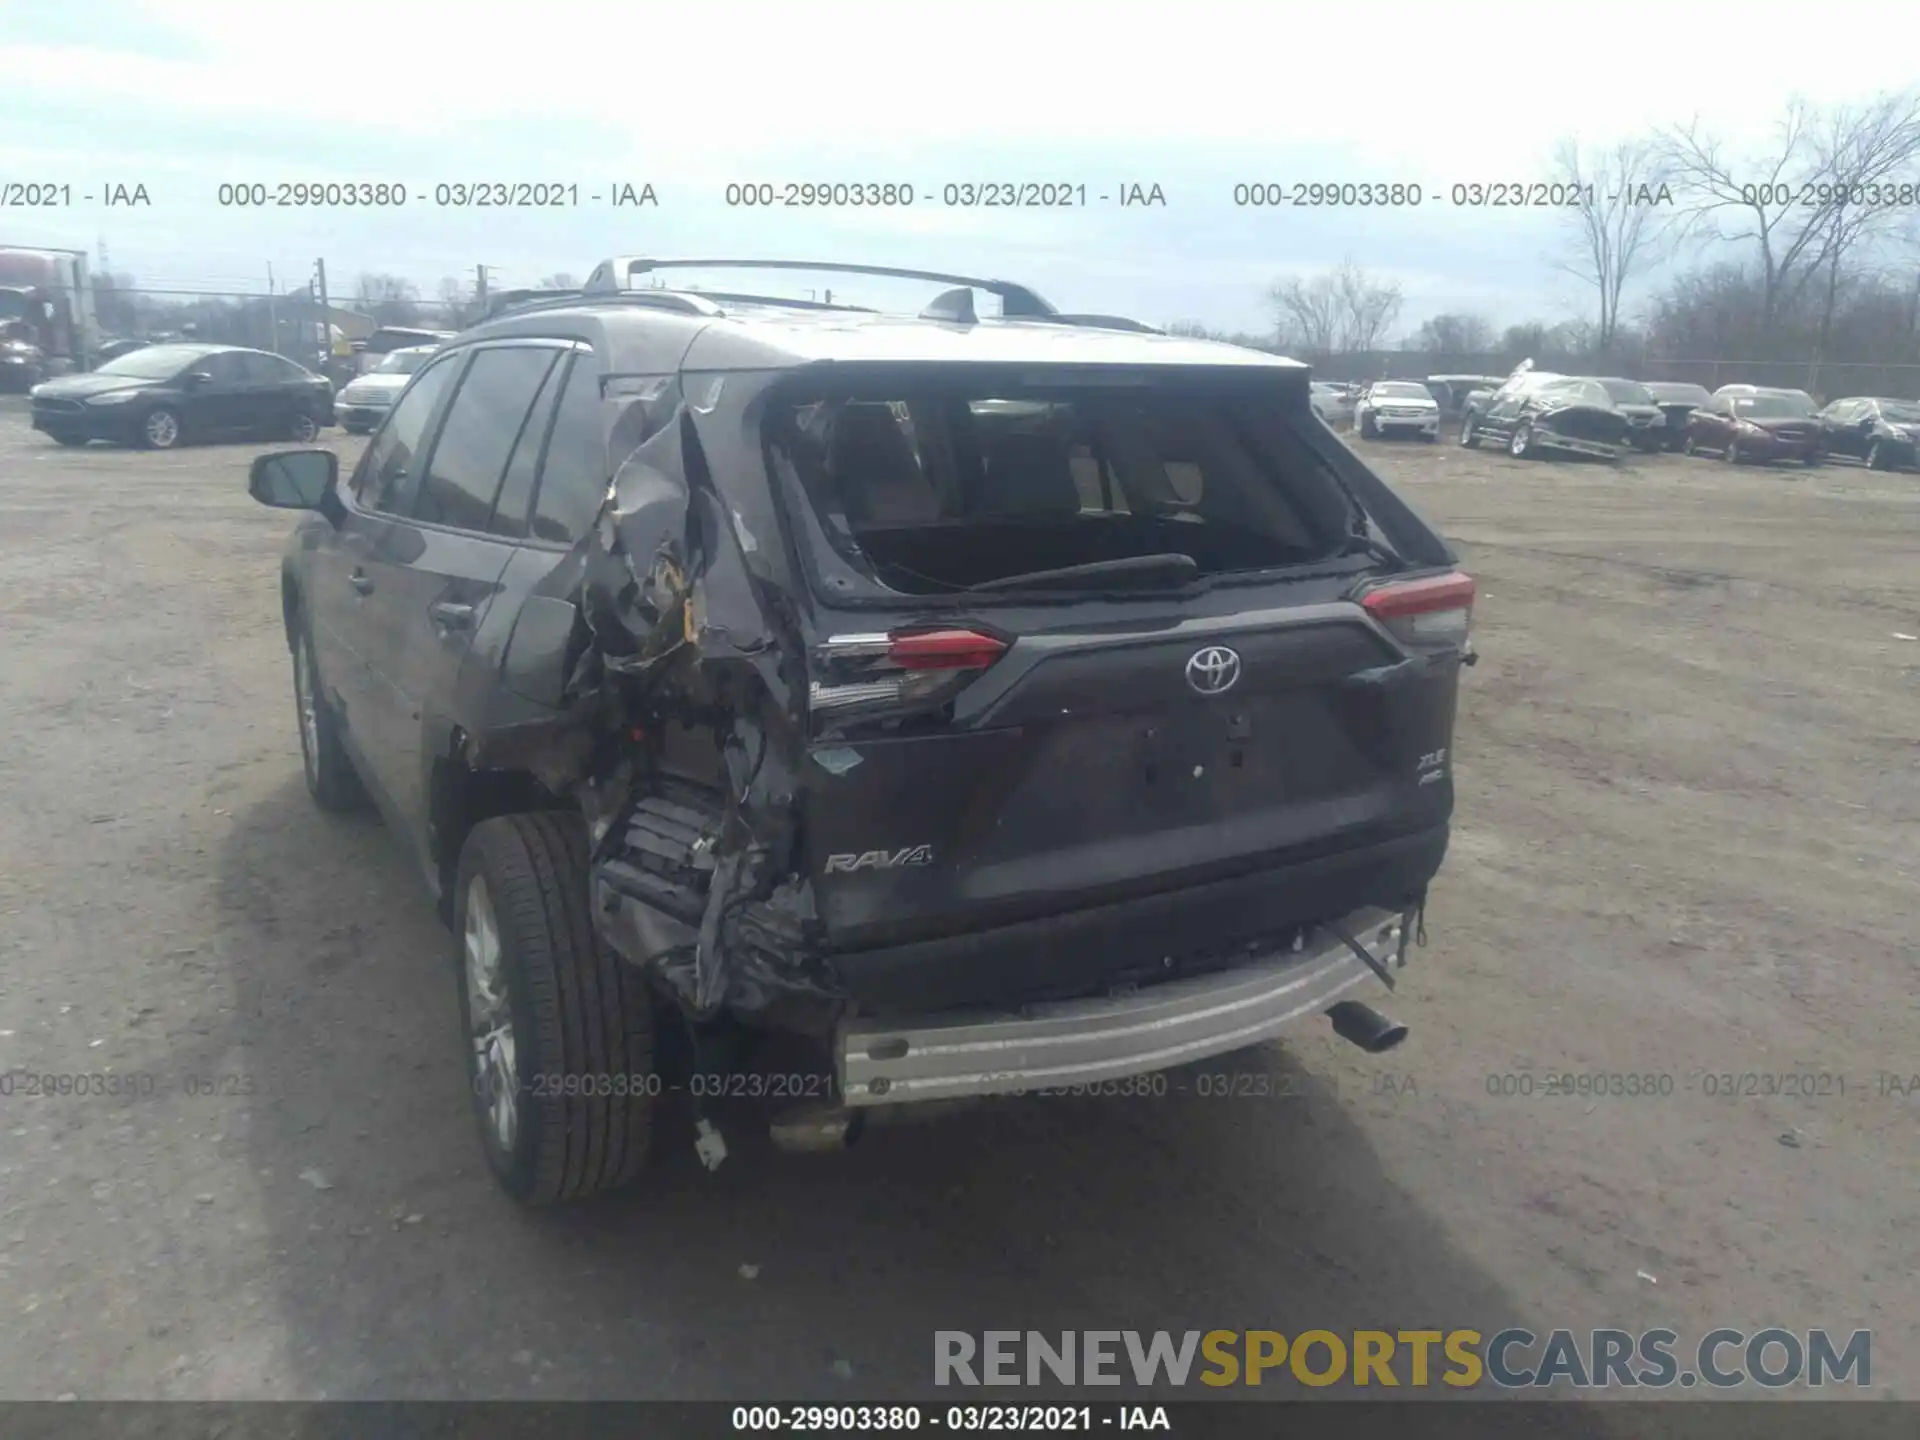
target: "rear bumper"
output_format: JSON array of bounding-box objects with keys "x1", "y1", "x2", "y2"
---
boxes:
[
  {"x1": 837, "y1": 907, "x2": 1406, "y2": 1106},
  {"x1": 826, "y1": 822, "x2": 1448, "y2": 1013}
]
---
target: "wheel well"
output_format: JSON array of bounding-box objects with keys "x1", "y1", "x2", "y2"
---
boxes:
[{"x1": 428, "y1": 731, "x2": 567, "y2": 922}]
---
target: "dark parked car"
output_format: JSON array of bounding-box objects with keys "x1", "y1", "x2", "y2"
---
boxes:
[
  {"x1": 1588, "y1": 377, "x2": 1668, "y2": 452},
  {"x1": 30, "y1": 343, "x2": 335, "y2": 449},
  {"x1": 1813, "y1": 396, "x2": 1920, "y2": 472},
  {"x1": 1458, "y1": 368, "x2": 1630, "y2": 460},
  {"x1": 1423, "y1": 375, "x2": 1506, "y2": 419},
  {"x1": 1683, "y1": 388, "x2": 1823, "y2": 466},
  {"x1": 1643, "y1": 381, "x2": 1712, "y2": 451},
  {"x1": 246, "y1": 256, "x2": 1474, "y2": 1205}
]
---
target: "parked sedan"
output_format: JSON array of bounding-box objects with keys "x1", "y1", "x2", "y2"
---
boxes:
[
  {"x1": 336, "y1": 344, "x2": 440, "y2": 434},
  {"x1": 30, "y1": 343, "x2": 334, "y2": 449},
  {"x1": 1459, "y1": 370, "x2": 1629, "y2": 460},
  {"x1": 1644, "y1": 381, "x2": 1712, "y2": 451},
  {"x1": 1683, "y1": 389, "x2": 1823, "y2": 466},
  {"x1": 1589, "y1": 377, "x2": 1668, "y2": 452},
  {"x1": 1813, "y1": 396, "x2": 1920, "y2": 472},
  {"x1": 1353, "y1": 380, "x2": 1441, "y2": 440}
]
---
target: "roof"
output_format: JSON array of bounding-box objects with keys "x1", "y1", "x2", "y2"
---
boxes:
[{"x1": 459, "y1": 293, "x2": 1308, "y2": 376}]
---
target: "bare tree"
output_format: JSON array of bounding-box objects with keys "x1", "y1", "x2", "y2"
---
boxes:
[
  {"x1": 1804, "y1": 91, "x2": 1920, "y2": 362},
  {"x1": 1269, "y1": 260, "x2": 1403, "y2": 353},
  {"x1": 354, "y1": 272, "x2": 421, "y2": 326},
  {"x1": 435, "y1": 275, "x2": 473, "y2": 328},
  {"x1": 537, "y1": 272, "x2": 579, "y2": 290},
  {"x1": 1551, "y1": 138, "x2": 1673, "y2": 354},
  {"x1": 1656, "y1": 90, "x2": 1920, "y2": 335},
  {"x1": 1407, "y1": 312, "x2": 1495, "y2": 353}
]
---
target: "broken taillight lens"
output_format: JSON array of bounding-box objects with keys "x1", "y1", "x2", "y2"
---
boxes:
[
  {"x1": 1360, "y1": 572, "x2": 1475, "y2": 651},
  {"x1": 810, "y1": 627, "x2": 1009, "y2": 723}
]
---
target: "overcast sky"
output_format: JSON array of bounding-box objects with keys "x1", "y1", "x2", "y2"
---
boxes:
[{"x1": 4, "y1": 0, "x2": 1916, "y2": 334}]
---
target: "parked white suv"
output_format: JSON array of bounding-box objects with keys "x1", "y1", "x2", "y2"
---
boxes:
[{"x1": 1354, "y1": 381, "x2": 1441, "y2": 441}]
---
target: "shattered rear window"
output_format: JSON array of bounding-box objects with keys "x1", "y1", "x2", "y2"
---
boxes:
[{"x1": 767, "y1": 381, "x2": 1347, "y2": 596}]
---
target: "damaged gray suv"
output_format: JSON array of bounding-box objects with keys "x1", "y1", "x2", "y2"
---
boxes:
[{"x1": 248, "y1": 258, "x2": 1476, "y2": 1205}]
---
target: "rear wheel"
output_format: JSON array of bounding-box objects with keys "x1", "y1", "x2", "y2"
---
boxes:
[
  {"x1": 1508, "y1": 423, "x2": 1534, "y2": 459},
  {"x1": 1724, "y1": 439, "x2": 1742, "y2": 464},
  {"x1": 1459, "y1": 416, "x2": 1479, "y2": 449},
  {"x1": 455, "y1": 813, "x2": 657, "y2": 1206},
  {"x1": 1867, "y1": 441, "x2": 1887, "y2": 471},
  {"x1": 286, "y1": 410, "x2": 319, "y2": 443}
]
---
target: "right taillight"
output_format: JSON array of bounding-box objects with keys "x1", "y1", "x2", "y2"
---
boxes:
[
  {"x1": 1360, "y1": 571, "x2": 1475, "y2": 651},
  {"x1": 809, "y1": 627, "x2": 1009, "y2": 724}
]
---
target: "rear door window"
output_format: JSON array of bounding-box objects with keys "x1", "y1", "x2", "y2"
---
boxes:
[{"x1": 412, "y1": 345, "x2": 561, "y2": 532}]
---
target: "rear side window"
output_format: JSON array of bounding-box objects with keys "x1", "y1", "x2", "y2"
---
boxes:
[
  {"x1": 768, "y1": 384, "x2": 1345, "y2": 596},
  {"x1": 527, "y1": 355, "x2": 607, "y2": 545},
  {"x1": 413, "y1": 346, "x2": 561, "y2": 532}
]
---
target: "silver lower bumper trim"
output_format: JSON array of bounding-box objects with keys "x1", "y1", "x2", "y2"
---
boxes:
[{"x1": 836, "y1": 907, "x2": 1405, "y2": 1107}]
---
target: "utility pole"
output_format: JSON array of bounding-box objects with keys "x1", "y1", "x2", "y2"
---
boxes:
[
  {"x1": 475, "y1": 263, "x2": 492, "y2": 314},
  {"x1": 315, "y1": 257, "x2": 330, "y2": 371},
  {"x1": 267, "y1": 262, "x2": 278, "y2": 355}
]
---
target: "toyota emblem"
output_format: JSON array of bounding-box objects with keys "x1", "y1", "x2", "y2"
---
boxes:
[{"x1": 1185, "y1": 645, "x2": 1242, "y2": 696}]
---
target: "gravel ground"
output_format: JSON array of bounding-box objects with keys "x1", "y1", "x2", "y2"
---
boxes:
[{"x1": 1, "y1": 398, "x2": 1915, "y2": 1410}]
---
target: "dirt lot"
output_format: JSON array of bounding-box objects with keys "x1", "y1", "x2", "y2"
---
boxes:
[{"x1": 1, "y1": 396, "x2": 1916, "y2": 1409}]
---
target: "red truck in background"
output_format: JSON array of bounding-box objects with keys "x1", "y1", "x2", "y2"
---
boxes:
[{"x1": 0, "y1": 247, "x2": 98, "y2": 390}]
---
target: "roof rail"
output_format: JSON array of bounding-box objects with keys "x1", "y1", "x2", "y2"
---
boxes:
[
  {"x1": 583, "y1": 256, "x2": 1059, "y2": 317},
  {"x1": 1042, "y1": 313, "x2": 1164, "y2": 335}
]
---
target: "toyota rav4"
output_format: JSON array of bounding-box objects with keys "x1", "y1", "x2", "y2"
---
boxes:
[{"x1": 248, "y1": 257, "x2": 1476, "y2": 1205}]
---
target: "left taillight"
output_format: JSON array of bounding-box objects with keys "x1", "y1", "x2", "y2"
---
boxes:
[
  {"x1": 809, "y1": 627, "x2": 1009, "y2": 724},
  {"x1": 1360, "y1": 571, "x2": 1475, "y2": 651}
]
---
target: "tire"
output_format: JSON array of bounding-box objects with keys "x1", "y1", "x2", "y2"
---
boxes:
[
  {"x1": 138, "y1": 406, "x2": 183, "y2": 449},
  {"x1": 1508, "y1": 423, "x2": 1533, "y2": 459},
  {"x1": 1421, "y1": 431, "x2": 1438, "y2": 443},
  {"x1": 53, "y1": 435, "x2": 86, "y2": 447},
  {"x1": 1724, "y1": 439, "x2": 1741, "y2": 464},
  {"x1": 287, "y1": 410, "x2": 320, "y2": 443},
  {"x1": 1867, "y1": 441, "x2": 1886, "y2": 471},
  {"x1": 1359, "y1": 412, "x2": 1378, "y2": 440},
  {"x1": 1459, "y1": 416, "x2": 1479, "y2": 449},
  {"x1": 1682, "y1": 435, "x2": 1698, "y2": 456},
  {"x1": 1802, "y1": 450, "x2": 1823, "y2": 468},
  {"x1": 455, "y1": 812, "x2": 657, "y2": 1206},
  {"x1": 343, "y1": 423, "x2": 368, "y2": 436},
  {"x1": 291, "y1": 622, "x2": 368, "y2": 812}
]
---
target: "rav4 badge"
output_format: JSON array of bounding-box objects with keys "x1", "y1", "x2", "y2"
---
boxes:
[{"x1": 824, "y1": 845, "x2": 935, "y2": 874}]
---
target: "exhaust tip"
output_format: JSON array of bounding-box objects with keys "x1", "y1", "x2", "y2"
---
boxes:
[{"x1": 1328, "y1": 1000, "x2": 1409, "y2": 1054}]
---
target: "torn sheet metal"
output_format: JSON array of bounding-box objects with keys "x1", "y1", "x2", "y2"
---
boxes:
[{"x1": 523, "y1": 375, "x2": 838, "y2": 1025}]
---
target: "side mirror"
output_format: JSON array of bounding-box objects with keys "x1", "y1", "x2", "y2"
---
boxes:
[{"x1": 250, "y1": 448, "x2": 337, "y2": 511}]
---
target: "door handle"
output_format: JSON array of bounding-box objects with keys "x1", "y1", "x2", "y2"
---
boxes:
[
  {"x1": 350, "y1": 569, "x2": 375, "y2": 595},
  {"x1": 430, "y1": 600, "x2": 476, "y2": 631}
]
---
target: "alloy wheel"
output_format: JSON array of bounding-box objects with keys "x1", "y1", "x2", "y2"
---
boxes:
[
  {"x1": 464, "y1": 875, "x2": 518, "y2": 1155},
  {"x1": 144, "y1": 409, "x2": 179, "y2": 448},
  {"x1": 293, "y1": 635, "x2": 320, "y2": 787}
]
